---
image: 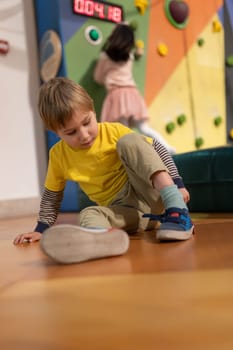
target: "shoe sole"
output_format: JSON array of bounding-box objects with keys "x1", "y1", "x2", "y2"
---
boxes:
[
  {"x1": 156, "y1": 225, "x2": 194, "y2": 241},
  {"x1": 40, "y1": 224, "x2": 130, "y2": 264}
]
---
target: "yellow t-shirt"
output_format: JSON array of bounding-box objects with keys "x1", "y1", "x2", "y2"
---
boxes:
[{"x1": 45, "y1": 122, "x2": 137, "y2": 206}]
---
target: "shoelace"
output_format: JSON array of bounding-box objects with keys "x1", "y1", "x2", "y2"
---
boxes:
[{"x1": 143, "y1": 208, "x2": 187, "y2": 225}]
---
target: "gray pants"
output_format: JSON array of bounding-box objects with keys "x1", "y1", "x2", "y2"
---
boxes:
[{"x1": 80, "y1": 133, "x2": 168, "y2": 233}]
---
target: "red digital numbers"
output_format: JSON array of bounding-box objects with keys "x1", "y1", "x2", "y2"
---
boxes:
[
  {"x1": 73, "y1": 0, "x2": 123, "y2": 23},
  {"x1": 94, "y1": 2, "x2": 105, "y2": 19},
  {"x1": 107, "y1": 6, "x2": 122, "y2": 23}
]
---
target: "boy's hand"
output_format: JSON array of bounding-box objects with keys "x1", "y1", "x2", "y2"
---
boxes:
[
  {"x1": 13, "y1": 232, "x2": 42, "y2": 245},
  {"x1": 179, "y1": 187, "x2": 190, "y2": 203}
]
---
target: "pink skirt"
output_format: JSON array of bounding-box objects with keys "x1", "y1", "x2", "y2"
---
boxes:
[{"x1": 100, "y1": 86, "x2": 149, "y2": 123}]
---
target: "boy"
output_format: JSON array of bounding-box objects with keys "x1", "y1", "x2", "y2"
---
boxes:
[{"x1": 13, "y1": 77, "x2": 193, "y2": 264}]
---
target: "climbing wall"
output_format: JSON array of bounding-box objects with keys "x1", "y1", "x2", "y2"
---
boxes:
[
  {"x1": 145, "y1": 0, "x2": 225, "y2": 153},
  {"x1": 35, "y1": 0, "x2": 226, "y2": 151},
  {"x1": 62, "y1": 0, "x2": 226, "y2": 153}
]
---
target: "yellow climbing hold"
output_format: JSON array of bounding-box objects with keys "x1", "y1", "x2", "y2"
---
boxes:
[
  {"x1": 229, "y1": 128, "x2": 233, "y2": 140},
  {"x1": 212, "y1": 19, "x2": 222, "y2": 32},
  {"x1": 158, "y1": 43, "x2": 168, "y2": 56},
  {"x1": 134, "y1": 0, "x2": 149, "y2": 15},
  {"x1": 135, "y1": 40, "x2": 144, "y2": 49}
]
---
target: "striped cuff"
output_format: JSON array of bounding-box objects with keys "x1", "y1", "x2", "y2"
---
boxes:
[
  {"x1": 173, "y1": 177, "x2": 185, "y2": 189},
  {"x1": 34, "y1": 221, "x2": 50, "y2": 233}
]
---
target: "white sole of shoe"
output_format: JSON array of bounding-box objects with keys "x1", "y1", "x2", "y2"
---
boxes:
[
  {"x1": 40, "y1": 224, "x2": 130, "y2": 264},
  {"x1": 156, "y1": 226, "x2": 194, "y2": 241}
]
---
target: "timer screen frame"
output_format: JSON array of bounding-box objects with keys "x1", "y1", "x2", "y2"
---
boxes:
[{"x1": 72, "y1": 0, "x2": 124, "y2": 24}]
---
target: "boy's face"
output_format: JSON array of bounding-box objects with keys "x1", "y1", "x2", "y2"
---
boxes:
[{"x1": 57, "y1": 110, "x2": 98, "y2": 149}]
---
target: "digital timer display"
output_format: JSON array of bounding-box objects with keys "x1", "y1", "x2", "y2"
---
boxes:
[{"x1": 72, "y1": 0, "x2": 124, "y2": 23}]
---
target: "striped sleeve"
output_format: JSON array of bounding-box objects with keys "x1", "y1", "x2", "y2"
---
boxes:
[
  {"x1": 34, "y1": 187, "x2": 64, "y2": 233},
  {"x1": 152, "y1": 139, "x2": 185, "y2": 188}
]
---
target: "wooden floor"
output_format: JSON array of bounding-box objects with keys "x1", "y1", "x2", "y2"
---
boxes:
[{"x1": 1, "y1": 212, "x2": 233, "y2": 349}]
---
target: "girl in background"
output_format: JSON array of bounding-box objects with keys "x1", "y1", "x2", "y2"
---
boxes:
[{"x1": 94, "y1": 23, "x2": 176, "y2": 154}]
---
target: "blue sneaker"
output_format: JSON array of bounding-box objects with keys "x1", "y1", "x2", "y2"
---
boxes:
[{"x1": 143, "y1": 207, "x2": 194, "y2": 241}]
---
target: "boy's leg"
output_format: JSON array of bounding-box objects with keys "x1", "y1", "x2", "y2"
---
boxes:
[
  {"x1": 116, "y1": 133, "x2": 168, "y2": 214},
  {"x1": 40, "y1": 202, "x2": 152, "y2": 265},
  {"x1": 40, "y1": 225, "x2": 129, "y2": 264},
  {"x1": 147, "y1": 172, "x2": 194, "y2": 240},
  {"x1": 40, "y1": 203, "x2": 148, "y2": 265},
  {"x1": 117, "y1": 133, "x2": 194, "y2": 241},
  {"x1": 79, "y1": 204, "x2": 155, "y2": 232}
]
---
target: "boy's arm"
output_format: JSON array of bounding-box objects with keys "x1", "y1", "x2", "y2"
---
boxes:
[
  {"x1": 152, "y1": 139, "x2": 190, "y2": 203},
  {"x1": 152, "y1": 139, "x2": 184, "y2": 188},
  {"x1": 34, "y1": 188, "x2": 64, "y2": 233},
  {"x1": 13, "y1": 188, "x2": 64, "y2": 245}
]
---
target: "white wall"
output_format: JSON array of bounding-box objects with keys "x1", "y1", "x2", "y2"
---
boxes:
[{"x1": 0, "y1": 0, "x2": 47, "y2": 217}]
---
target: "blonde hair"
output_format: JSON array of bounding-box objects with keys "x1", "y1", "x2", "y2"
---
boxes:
[{"x1": 38, "y1": 77, "x2": 95, "y2": 131}]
